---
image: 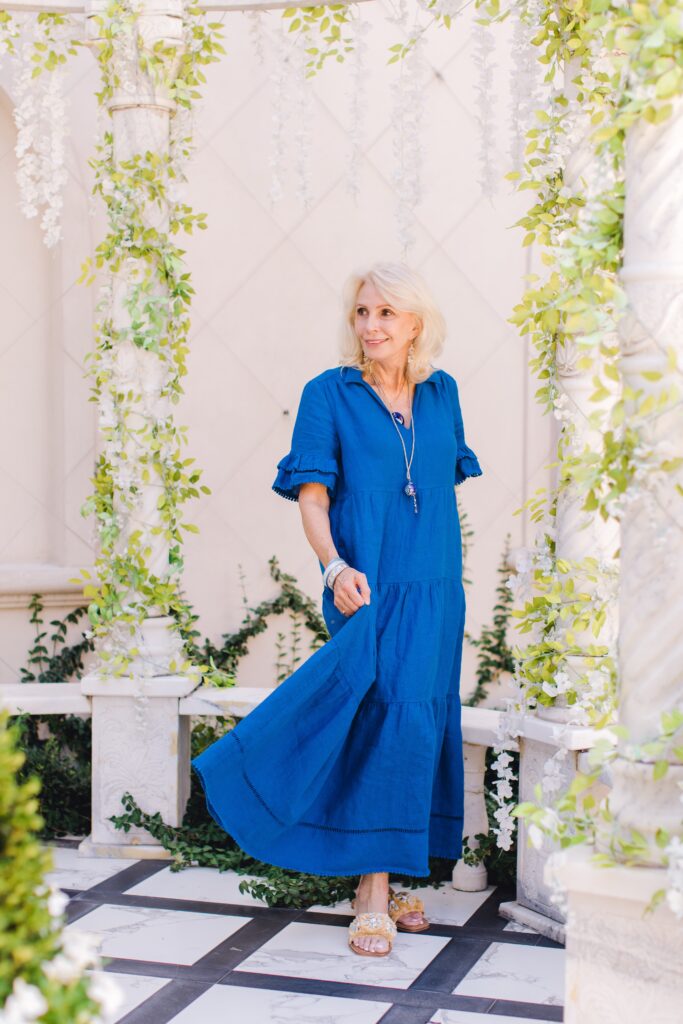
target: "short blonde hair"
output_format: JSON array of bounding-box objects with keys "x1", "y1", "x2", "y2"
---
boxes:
[{"x1": 338, "y1": 261, "x2": 446, "y2": 384}]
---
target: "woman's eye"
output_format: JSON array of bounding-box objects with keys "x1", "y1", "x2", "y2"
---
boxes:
[{"x1": 382, "y1": 309, "x2": 394, "y2": 316}]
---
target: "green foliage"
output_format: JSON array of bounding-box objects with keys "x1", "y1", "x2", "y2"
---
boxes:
[
  {"x1": 281, "y1": 4, "x2": 355, "y2": 76},
  {"x1": 0, "y1": 711, "x2": 104, "y2": 1021},
  {"x1": 13, "y1": 715, "x2": 92, "y2": 840},
  {"x1": 71, "y1": 0, "x2": 226, "y2": 681},
  {"x1": 20, "y1": 595, "x2": 94, "y2": 684},
  {"x1": 176, "y1": 556, "x2": 330, "y2": 685},
  {"x1": 465, "y1": 533, "x2": 516, "y2": 708},
  {"x1": 16, "y1": 558, "x2": 327, "y2": 837}
]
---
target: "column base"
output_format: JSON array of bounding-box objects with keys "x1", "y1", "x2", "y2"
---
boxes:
[
  {"x1": 452, "y1": 859, "x2": 488, "y2": 892},
  {"x1": 79, "y1": 835, "x2": 172, "y2": 861},
  {"x1": 498, "y1": 899, "x2": 566, "y2": 944}
]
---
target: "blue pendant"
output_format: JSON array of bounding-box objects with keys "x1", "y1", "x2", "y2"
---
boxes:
[{"x1": 392, "y1": 411, "x2": 404, "y2": 425}]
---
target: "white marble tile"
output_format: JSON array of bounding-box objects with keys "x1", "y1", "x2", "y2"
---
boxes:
[
  {"x1": 237, "y1": 921, "x2": 449, "y2": 989},
  {"x1": 86, "y1": 970, "x2": 171, "y2": 1022},
  {"x1": 503, "y1": 920, "x2": 539, "y2": 935},
  {"x1": 67, "y1": 904, "x2": 251, "y2": 965},
  {"x1": 307, "y1": 883, "x2": 495, "y2": 927},
  {"x1": 44, "y1": 846, "x2": 134, "y2": 892},
  {"x1": 430, "y1": 1011, "x2": 556, "y2": 1024},
  {"x1": 167, "y1": 984, "x2": 392, "y2": 1023},
  {"x1": 453, "y1": 941, "x2": 565, "y2": 1006},
  {"x1": 125, "y1": 866, "x2": 270, "y2": 907}
]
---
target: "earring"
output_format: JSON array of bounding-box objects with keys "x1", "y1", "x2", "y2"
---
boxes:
[{"x1": 407, "y1": 343, "x2": 415, "y2": 363}]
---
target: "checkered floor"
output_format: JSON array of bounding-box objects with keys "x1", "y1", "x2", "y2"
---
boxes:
[{"x1": 49, "y1": 844, "x2": 565, "y2": 1024}]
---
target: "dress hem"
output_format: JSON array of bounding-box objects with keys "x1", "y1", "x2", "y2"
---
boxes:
[{"x1": 192, "y1": 759, "x2": 461, "y2": 879}]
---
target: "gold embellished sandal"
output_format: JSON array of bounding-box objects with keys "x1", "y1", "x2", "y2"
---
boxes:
[
  {"x1": 388, "y1": 886, "x2": 430, "y2": 933},
  {"x1": 348, "y1": 911, "x2": 397, "y2": 957}
]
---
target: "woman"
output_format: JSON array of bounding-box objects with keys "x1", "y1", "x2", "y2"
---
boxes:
[{"x1": 193, "y1": 261, "x2": 483, "y2": 958}]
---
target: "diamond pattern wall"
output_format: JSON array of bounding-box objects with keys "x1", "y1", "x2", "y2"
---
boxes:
[{"x1": 0, "y1": 2, "x2": 553, "y2": 694}]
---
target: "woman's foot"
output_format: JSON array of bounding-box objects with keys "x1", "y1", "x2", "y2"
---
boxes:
[{"x1": 351, "y1": 873, "x2": 391, "y2": 954}]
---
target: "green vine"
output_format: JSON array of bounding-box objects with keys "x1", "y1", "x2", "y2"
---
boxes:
[
  {"x1": 70, "y1": 0, "x2": 225, "y2": 678},
  {"x1": 464, "y1": 533, "x2": 515, "y2": 708}
]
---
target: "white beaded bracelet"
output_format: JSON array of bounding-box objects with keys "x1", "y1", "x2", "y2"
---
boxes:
[{"x1": 323, "y1": 557, "x2": 348, "y2": 590}]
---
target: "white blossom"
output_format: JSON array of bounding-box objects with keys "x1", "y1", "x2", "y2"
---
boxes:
[{"x1": 3, "y1": 980, "x2": 48, "y2": 1023}]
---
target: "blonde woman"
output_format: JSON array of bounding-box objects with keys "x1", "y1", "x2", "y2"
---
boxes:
[{"x1": 193, "y1": 261, "x2": 483, "y2": 957}]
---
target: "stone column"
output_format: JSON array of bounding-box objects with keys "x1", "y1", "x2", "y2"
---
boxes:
[
  {"x1": 550, "y1": 95, "x2": 683, "y2": 1024},
  {"x1": 503, "y1": 62, "x2": 619, "y2": 936},
  {"x1": 598, "y1": 95, "x2": 683, "y2": 864},
  {"x1": 79, "y1": 0, "x2": 194, "y2": 856}
]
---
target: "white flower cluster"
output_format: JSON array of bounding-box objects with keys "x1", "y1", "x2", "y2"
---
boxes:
[
  {"x1": 509, "y1": 0, "x2": 544, "y2": 173},
  {"x1": 664, "y1": 836, "x2": 683, "y2": 918},
  {"x1": 291, "y1": 30, "x2": 314, "y2": 210},
  {"x1": 9, "y1": 13, "x2": 78, "y2": 248},
  {"x1": 390, "y1": 31, "x2": 428, "y2": 254},
  {"x1": 267, "y1": 19, "x2": 293, "y2": 205},
  {"x1": 345, "y1": 14, "x2": 372, "y2": 204},
  {"x1": 246, "y1": 9, "x2": 266, "y2": 65},
  {"x1": 0, "y1": 883, "x2": 123, "y2": 1024},
  {"x1": 472, "y1": 14, "x2": 498, "y2": 200},
  {"x1": 490, "y1": 748, "x2": 518, "y2": 851}
]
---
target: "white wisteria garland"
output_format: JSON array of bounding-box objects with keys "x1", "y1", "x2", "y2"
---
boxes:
[
  {"x1": 6, "y1": 13, "x2": 80, "y2": 248},
  {"x1": 472, "y1": 11, "x2": 498, "y2": 199},
  {"x1": 344, "y1": 10, "x2": 371, "y2": 203},
  {"x1": 389, "y1": 26, "x2": 428, "y2": 253},
  {"x1": 508, "y1": 0, "x2": 543, "y2": 173}
]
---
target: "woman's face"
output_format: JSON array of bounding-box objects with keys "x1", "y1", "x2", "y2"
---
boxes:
[{"x1": 354, "y1": 280, "x2": 420, "y2": 369}]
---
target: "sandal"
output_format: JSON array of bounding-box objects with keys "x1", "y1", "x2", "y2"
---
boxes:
[
  {"x1": 388, "y1": 885, "x2": 430, "y2": 933},
  {"x1": 348, "y1": 911, "x2": 397, "y2": 957}
]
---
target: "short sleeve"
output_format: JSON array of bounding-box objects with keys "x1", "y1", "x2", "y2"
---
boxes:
[
  {"x1": 449, "y1": 375, "x2": 483, "y2": 487},
  {"x1": 272, "y1": 378, "x2": 340, "y2": 502}
]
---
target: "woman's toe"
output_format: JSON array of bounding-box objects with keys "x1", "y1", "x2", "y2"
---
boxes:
[{"x1": 400, "y1": 910, "x2": 425, "y2": 926}]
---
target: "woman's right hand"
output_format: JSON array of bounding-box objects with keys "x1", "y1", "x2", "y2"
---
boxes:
[{"x1": 333, "y1": 566, "x2": 371, "y2": 616}]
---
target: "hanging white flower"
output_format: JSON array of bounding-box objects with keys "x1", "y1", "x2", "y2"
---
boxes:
[
  {"x1": 10, "y1": 12, "x2": 78, "y2": 248},
  {"x1": 345, "y1": 13, "x2": 371, "y2": 203},
  {"x1": 390, "y1": 32, "x2": 428, "y2": 253},
  {"x1": 472, "y1": 15, "x2": 497, "y2": 200},
  {"x1": 509, "y1": 0, "x2": 544, "y2": 173}
]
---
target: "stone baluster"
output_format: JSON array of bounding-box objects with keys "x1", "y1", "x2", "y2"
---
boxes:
[{"x1": 452, "y1": 743, "x2": 489, "y2": 892}]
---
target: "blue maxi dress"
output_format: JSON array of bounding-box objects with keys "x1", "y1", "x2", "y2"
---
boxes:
[{"x1": 192, "y1": 364, "x2": 483, "y2": 878}]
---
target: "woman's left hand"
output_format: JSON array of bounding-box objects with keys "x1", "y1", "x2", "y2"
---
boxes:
[{"x1": 333, "y1": 566, "x2": 371, "y2": 617}]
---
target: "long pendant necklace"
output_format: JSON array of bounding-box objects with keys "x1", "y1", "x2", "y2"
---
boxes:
[{"x1": 370, "y1": 371, "x2": 419, "y2": 515}]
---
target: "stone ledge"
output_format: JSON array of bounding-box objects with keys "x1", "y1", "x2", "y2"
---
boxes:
[{"x1": 546, "y1": 843, "x2": 668, "y2": 905}]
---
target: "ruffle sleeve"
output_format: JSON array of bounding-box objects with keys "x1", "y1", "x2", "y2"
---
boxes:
[
  {"x1": 448, "y1": 374, "x2": 483, "y2": 487},
  {"x1": 272, "y1": 377, "x2": 340, "y2": 502},
  {"x1": 272, "y1": 451, "x2": 339, "y2": 502},
  {"x1": 455, "y1": 443, "x2": 483, "y2": 486}
]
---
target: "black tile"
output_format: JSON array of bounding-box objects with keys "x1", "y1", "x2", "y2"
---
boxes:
[
  {"x1": 376, "y1": 1004, "x2": 435, "y2": 1024},
  {"x1": 489, "y1": 997, "x2": 563, "y2": 1020},
  {"x1": 194, "y1": 914, "x2": 295, "y2": 978},
  {"x1": 409, "y1": 936, "x2": 491, "y2": 993},
  {"x1": 116, "y1": 978, "x2": 212, "y2": 1024},
  {"x1": 81, "y1": 859, "x2": 169, "y2": 897}
]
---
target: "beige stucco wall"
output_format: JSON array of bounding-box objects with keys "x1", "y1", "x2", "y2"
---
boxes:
[{"x1": 0, "y1": 3, "x2": 554, "y2": 695}]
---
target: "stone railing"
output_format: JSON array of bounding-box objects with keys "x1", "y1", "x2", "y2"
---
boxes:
[{"x1": 1, "y1": 682, "x2": 517, "y2": 893}]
